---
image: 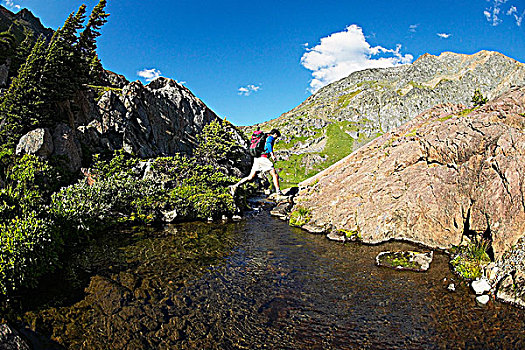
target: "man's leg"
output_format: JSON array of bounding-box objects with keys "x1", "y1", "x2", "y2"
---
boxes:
[
  {"x1": 270, "y1": 168, "x2": 281, "y2": 194},
  {"x1": 230, "y1": 170, "x2": 257, "y2": 196}
]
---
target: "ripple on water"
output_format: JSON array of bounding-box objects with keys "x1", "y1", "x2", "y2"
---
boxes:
[{"x1": 10, "y1": 211, "x2": 525, "y2": 349}]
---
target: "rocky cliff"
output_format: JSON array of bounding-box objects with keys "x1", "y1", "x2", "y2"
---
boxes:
[
  {"x1": 292, "y1": 86, "x2": 525, "y2": 262},
  {"x1": 16, "y1": 77, "x2": 249, "y2": 175},
  {"x1": 0, "y1": 6, "x2": 55, "y2": 88},
  {"x1": 252, "y1": 51, "x2": 525, "y2": 186},
  {"x1": 0, "y1": 6, "x2": 54, "y2": 41}
]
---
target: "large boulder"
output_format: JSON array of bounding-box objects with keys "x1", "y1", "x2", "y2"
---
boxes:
[
  {"x1": 15, "y1": 128, "x2": 54, "y2": 157},
  {"x1": 52, "y1": 123, "x2": 82, "y2": 172},
  {"x1": 293, "y1": 87, "x2": 525, "y2": 260}
]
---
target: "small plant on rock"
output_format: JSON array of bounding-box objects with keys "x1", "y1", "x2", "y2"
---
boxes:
[
  {"x1": 450, "y1": 237, "x2": 491, "y2": 280},
  {"x1": 289, "y1": 207, "x2": 311, "y2": 227},
  {"x1": 471, "y1": 89, "x2": 488, "y2": 107}
]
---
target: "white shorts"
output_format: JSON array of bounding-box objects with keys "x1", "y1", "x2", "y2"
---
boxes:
[{"x1": 251, "y1": 157, "x2": 274, "y2": 173}]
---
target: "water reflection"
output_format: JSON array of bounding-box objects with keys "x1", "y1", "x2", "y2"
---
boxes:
[{"x1": 15, "y1": 212, "x2": 525, "y2": 349}]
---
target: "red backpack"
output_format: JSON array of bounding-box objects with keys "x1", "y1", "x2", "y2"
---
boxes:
[{"x1": 248, "y1": 130, "x2": 267, "y2": 157}]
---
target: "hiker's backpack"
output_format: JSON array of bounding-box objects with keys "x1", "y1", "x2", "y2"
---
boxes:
[{"x1": 248, "y1": 130, "x2": 267, "y2": 157}]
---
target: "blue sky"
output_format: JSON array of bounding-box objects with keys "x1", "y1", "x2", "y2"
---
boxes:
[{"x1": 2, "y1": 0, "x2": 525, "y2": 126}]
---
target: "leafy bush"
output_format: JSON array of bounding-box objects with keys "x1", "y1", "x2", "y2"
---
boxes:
[
  {"x1": 195, "y1": 119, "x2": 245, "y2": 167},
  {"x1": 450, "y1": 238, "x2": 491, "y2": 280},
  {"x1": 0, "y1": 212, "x2": 61, "y2": 294},
  {"x1": 51, "y1": 152, "x2": 240, "y2": 230},
  {"x1": 0, "y1": 154, "x2": 57, "y2": 223},
  {"x1": 91, "y1": 149, "x2": 139, "y2": 179}
]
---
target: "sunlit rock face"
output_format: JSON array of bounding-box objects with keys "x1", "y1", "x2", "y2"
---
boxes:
[{"x1": 293, "y1": 86, "x2": 525, "y2": 261}]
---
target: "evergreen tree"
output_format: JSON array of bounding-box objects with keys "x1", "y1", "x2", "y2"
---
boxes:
[
  {"x1": 78, "y1": 0, "x2": 109, "y2": 84},
  {"x1": 0, "y1": 36, "x2": 47, "y2": 149},
  {"x1": 0, "y1": 27, "x2": 16, "y2": 63},
  {"x1": 9, "y1": 30, "x2": 35, "y2": 81},
  {"x1": 39, "y1": 5, "x2": 87, "y2": 125}
]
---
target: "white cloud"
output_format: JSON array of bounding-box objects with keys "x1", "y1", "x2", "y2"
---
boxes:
[
  {"x1": 300, "y1": 24, "x2": 413, "y2": 93},
  {"x1": 507, "y1": 5, "x2": 517, "y2": 15},
  {"x1": 2, "y1": 0, "x2": 21, "y2": 10},
  {"x1": 238, "y1": 84, "x2": 261, "y2": 96},
  {"x1": 409, "y1": 24, "x2": 419, "y2": 33},
  {"x1": 484, "y1": 1, "x2": 524, "y2": 26},
  {"x1": 484, "y1": 0, "x2": 508, "y2": 26},
  {"x1": 437, "y1": 33, "x2": 452, "y2": 39},
  {"x1": 507, "y1": 6, "x2": 524, "y2": 26},
  {"x1": 137, "y1": 68, "x2": 162, "y2": 82}
]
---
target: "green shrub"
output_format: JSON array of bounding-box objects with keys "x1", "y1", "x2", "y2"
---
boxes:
[
  {"x1": 195, "y1": 119, "x2": 245, "y2": 165},
  {"x1": 0, "y1": 212, "x2": 61, "y2": 294},
  {"x1": 92, "y1": 149, "x2": 139, "y2": 179},
  {"x1": 449, "y1": 238, "x2": 491, "y2": 280},
  {"x1": 0, "y1": 154, "x2": 57, "y2": 222},
  {"x1": 289, "y1": 207, "x2": 311, "y2": 227},
  {"x1": 52, "y1": 152, "x2": 240, "y2": 229}
]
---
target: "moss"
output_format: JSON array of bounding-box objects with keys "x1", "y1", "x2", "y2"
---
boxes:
[
  {"x1": 337, "y1": 90, "x2": 362, "y2": 108},
  {"x1": 87, "y1": 85, "x2": 123, "y2": 102},
  {"x1": 458, "y1": 108, "x2": 475, "y2": 117},
  {"x1": 408, "y1": 81, "x2": 429, "y2": 90},
  {"x1": 338, "y1": 229, "x2": 361, "y2": 241},
  {"x1": 381, "y1": 252, "x2": 421, "y2": 270},
  {"x1": 404, "y1": 128, "x2": 418, "y2": 138},
  {"x1": 289, "y1": 207, "x2": 311, "y2": 227},
  {"x1": 437, "y1": 114, "x2": 455, "y2": 122}
]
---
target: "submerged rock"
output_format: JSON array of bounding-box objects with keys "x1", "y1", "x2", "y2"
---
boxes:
[
  {"x1": 376, "y1": 251, "x2": 433, "y2": 272},
  {"x1": 496, "y1": 271, "x2": 525, "y2": 308},
  {"x1": 270, "y1": 201, "x2": 292, "y2": 220}
]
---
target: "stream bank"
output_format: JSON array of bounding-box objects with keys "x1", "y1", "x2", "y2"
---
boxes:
[{"x1": 2, "y1": 208, "x2": 523, "y2": 349}]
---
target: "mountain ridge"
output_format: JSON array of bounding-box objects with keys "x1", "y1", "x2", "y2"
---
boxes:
[{"x1": 250, "y1": 50, "x2": 525, "y2": 187}]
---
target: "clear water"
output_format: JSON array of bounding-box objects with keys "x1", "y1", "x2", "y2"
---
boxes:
[{"x1": 14, "y1": 211, "x2": 525, "y2": 349}]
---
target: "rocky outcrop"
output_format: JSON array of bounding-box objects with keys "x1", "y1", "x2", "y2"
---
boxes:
[
  {"x1": 292, "y1": 87, "x2": 525, "y2": 260},
  {"x1": 0, "y1": 6, "x2": 54, "y2": 42},
  {"x1": 83, "y1": 77, "x2": 241, "y2": 158},
  {"x1": 15, "y1": 128, "x2": 54, "y2": 157},
  {"x1": 16, "y1": 77, "x2": 249, "y2": 174},
  {"x1": 251, "y1": 51, "x2": 525, "y2": 186}
]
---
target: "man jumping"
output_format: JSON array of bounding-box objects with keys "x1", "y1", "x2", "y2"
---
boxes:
[{"x1": 230, "y1": 128, "x2": 282, "y2": 197}]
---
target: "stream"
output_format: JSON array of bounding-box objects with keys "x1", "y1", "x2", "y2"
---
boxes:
[{"x1": 9, "y1": 209, "x2": 525, "y2": 349}]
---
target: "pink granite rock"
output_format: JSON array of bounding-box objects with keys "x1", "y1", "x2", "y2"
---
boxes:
[{"x1": 294, "y1": 87, "x2": 525, "y2": 259}]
